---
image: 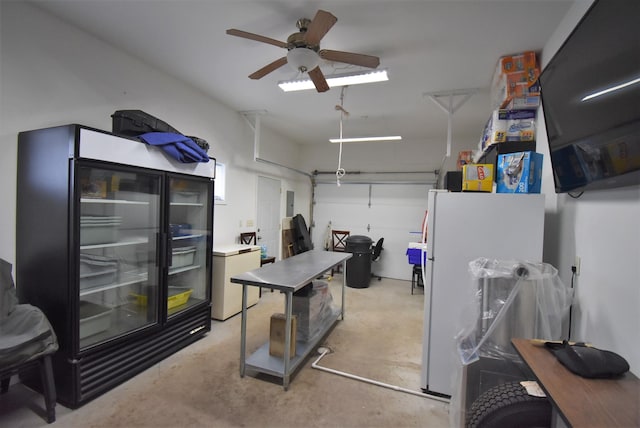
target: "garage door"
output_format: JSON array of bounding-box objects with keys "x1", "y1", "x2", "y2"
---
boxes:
[{"x1": 312, "y1": 183, "x2": 431, "y2": 280}]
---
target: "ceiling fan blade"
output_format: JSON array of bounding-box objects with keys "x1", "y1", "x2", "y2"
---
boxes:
[
  {"x1": 249, "y1": 57, "x2": 288, "y2": 80},
  {"x1": 226, "y1": 29, "x2": 287, "y2": 49},
  {"x1": 308, "y1": 67, "x2": 330, "y2": 92},
  {"x1": 304, "y1": 10, "x2": 337, "y2": 45},
  {"x1": 320, "y1": 49, "x2": 380, "y2": 69}
]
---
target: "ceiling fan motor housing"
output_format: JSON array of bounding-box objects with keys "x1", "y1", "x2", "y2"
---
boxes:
[{"x1": 287, "y1": 31, "x2": 319, "y2": 51}]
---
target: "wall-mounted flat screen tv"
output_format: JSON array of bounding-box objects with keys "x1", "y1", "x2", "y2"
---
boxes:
[{"x1": 539, "y1": 0, "x2": 640, "y2": 193}]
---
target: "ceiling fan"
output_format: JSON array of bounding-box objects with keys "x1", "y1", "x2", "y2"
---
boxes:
[{"x1": 226, "y1": 10, "x2": 380, "y2": 93}]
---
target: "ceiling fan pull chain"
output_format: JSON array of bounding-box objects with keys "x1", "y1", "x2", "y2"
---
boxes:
[{"x1": 336, "y1": 87, "x2": 347, "y2": 186}]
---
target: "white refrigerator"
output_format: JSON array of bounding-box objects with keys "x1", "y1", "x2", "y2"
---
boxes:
[{"x1": 420, "y1": 190, "x2": 545, "y2": 396}]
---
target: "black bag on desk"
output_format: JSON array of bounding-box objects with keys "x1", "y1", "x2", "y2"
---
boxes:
[{"x1": 545, "y1": 340, "x2": 629, "y2": 378}]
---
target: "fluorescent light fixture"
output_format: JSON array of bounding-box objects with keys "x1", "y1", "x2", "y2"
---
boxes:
[
  {"x1": 329, "y1": 135, "x2": 402, "y2": 143},
  {"x1": 581, "y1": 76, "x2": 640, "y2": 101},
  {"x1": 278, "y1": 69, "x2": 389, "y2": 92}
]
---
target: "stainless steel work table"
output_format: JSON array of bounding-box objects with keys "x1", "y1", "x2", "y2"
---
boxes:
[{"x1": 230, "y1": 250, "x2": 352, "y2": 390}]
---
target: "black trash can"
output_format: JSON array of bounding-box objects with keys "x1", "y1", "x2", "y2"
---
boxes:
[{"x1": 345, "y1": 235, "x2": 373, "y2": 288}]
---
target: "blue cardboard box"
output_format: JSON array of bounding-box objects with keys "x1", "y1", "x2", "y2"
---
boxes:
[{"x1": 496, "y1": 151, "x2": 543, "y2": 193}]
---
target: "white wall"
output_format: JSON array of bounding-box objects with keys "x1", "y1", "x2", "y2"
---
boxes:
[
  {"x1": 0, "y1": 2, "x2": 311, "y2": 265},
  {"x1": 537, "y1": 0, "x2": 640, "y2": 374}
]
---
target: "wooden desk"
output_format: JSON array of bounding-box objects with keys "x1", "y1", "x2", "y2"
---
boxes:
[{"x1": 512, "y1": 338, "x2": 639, "y2": 428}]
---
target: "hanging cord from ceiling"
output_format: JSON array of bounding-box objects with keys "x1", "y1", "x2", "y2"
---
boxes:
[{"x1": 335, "y1": 86, "x2": 349, "y2": 186}]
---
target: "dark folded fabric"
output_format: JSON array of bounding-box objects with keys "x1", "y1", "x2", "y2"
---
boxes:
[
  {"x1": 139, "y1": 132, "x2": 209, "y2": 163},
  {"x1": 0, "y1": 259, "x2": 59, "y2": 366},
  {"x1": 545, "y1": 340, "x2": 629, "y2": 378}
]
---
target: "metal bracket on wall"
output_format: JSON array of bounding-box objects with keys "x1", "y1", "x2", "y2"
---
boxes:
[
  {"x1": 240, "y1": 109, "x2": 312, "y2": 178},
  {"x1": 240, "y1": 110, "x2": 267, "y2": 161},
  {"x1": 423, "y1": 88, "x2": 479, "y2": 157},
  {"x1": 423, "y1": 88, "x2": 479, "y2": 188}
]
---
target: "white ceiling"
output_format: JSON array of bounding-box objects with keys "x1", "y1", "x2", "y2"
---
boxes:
[{"x1": 31, "y1": 0, "x2": 574, "y2": 149}]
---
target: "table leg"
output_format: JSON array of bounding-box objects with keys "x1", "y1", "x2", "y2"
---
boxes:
[
  {"x1": 240, "y1": 283, "x2": 247, "y2": 377},
  {"x1": 340, "y1": 260, "x2": 347, "y2": 320},
  {"x1": 283, "y1": 291, "x2": 293, "y2": 390}
]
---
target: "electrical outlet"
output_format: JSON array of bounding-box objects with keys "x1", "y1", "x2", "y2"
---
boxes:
[
  {"x1": 246, "y1": 219, "x2": 254, "y2": 227},
  {"x1": 574, "y1": 256, "x2": 581, "y2": 276}
]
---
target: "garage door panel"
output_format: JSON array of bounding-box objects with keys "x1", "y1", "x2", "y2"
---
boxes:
[{"x1": 313, "y1": 183, "x2": 430, "y2": 281}]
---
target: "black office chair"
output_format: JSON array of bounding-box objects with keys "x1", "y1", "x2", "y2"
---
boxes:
[
  {"x1": 371, "y1": 238, "x2": 384, "y2": 281},
  {"x1": 0, "y1": 258, "x2": 58, "y2": 423}
]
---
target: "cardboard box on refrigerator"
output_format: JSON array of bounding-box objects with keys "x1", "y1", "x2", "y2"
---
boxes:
[
  {"x1": 457, "y1": 150, "x2": 474, "y2": 170},
  {"x1": 480, "y1": 109, "x2": 537, "y2": 150},
  {"x1": 498, "y1": 51, "x2": 538, "y2": 75},
  {"x1": 491, "y1": 51, "x2": 540, "y2": 110},
  {"x1": 496, "y1": 151, "x2": 543, "y2": 193},
  {"x1": 503, "y1": 95, "x2": 540, "y2": 110},
  {"x1": 462, "y1": 164, "x2": 494, "y2": 192}
]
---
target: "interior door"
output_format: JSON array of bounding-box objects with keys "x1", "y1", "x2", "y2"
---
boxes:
[{"x1": 257, "y1": 176, "x2": 281, "y2": 259}]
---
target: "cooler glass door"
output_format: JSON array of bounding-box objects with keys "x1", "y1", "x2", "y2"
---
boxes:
[
  {"x1": 166, "y1": 176, "x2": 211, "y2": 317},
  {"x1": 78, "y1": 165, "x2": 162, "y2": 349}
]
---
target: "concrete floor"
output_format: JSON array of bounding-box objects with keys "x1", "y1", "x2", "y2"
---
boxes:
[{"x1": 0, "y1": 275, "x2": 450, "y2": 427}]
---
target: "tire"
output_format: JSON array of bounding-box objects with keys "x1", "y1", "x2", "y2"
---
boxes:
[{"x1": 467, "y1": 381, "x2": 552, "y2": 428}]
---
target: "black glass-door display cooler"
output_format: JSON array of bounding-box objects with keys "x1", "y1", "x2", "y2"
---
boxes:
[{"x1": 16, "y1": 125, "x2": 214, "y2": 408}]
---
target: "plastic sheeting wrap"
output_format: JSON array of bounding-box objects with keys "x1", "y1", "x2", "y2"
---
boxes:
[
  {"x1": 458, "y1": 258, "x2": 572, "y2": 363},
  {"x1": 293, "y1": 280, "x2": 336, "y2": 342},
  {"x1": 449, "y1": 258, "x2": 573, "y2": 427}
]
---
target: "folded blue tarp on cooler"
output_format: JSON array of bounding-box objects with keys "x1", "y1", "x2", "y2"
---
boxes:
[{"x1": 139, "y1": 132, "x2": 209, "y2": 163}]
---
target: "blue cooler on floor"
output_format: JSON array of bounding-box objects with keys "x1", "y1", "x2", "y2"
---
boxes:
[{"x1": 406, "y1": 243, "x2": 428, "y2": 265}]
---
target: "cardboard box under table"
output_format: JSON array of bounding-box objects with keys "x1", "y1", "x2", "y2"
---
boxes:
[{"x1": 270, "y1": 313, "x2": 297, "y2": 358}]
